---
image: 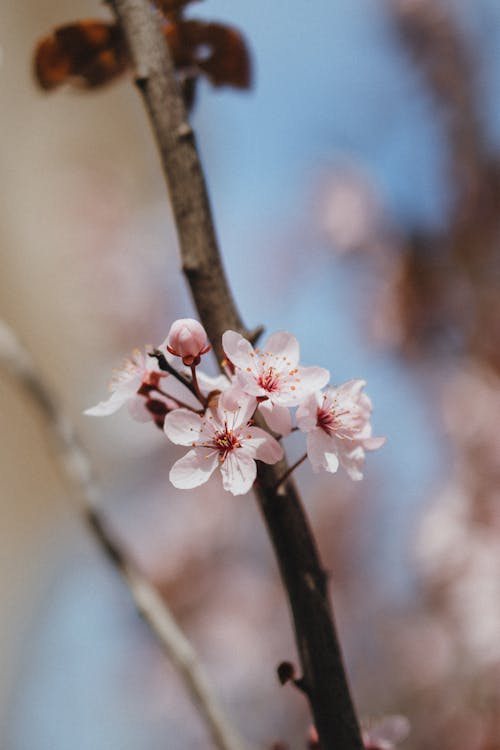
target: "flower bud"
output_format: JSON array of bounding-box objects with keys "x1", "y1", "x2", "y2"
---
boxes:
[{"x1": 165, "y1": 318, "x2": 211, "y2": 366}]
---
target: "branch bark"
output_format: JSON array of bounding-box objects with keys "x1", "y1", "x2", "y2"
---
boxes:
[
  {"x1": 106, "y1": 2, "x2": 364, "y2": 747},
  {"x1": 0, "y1": 319, "x2": 250, "y2": 750}
]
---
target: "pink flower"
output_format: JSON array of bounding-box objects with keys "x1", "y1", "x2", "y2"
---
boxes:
[
  {"x1": 362, "y1": 715, "x2": 410, "y2": 750},
  {"x1": 222, "y1": 330, "x2": 329, "y2": 435},
  {"x1": 84, "y1": 348, "x2": 165, "y2": 420},
  {"x1": 296, "y1": 379, "x2": 385, "y2": 479},
  {"x1": 164, "y1": 318, "x2": 211, "y2": 366},
  {"x1": 164, "y1": 392, "x2": 283, "y2": 495},
  {"x1": 85, "y1": 348, "x2": 231, "y2": 429}
]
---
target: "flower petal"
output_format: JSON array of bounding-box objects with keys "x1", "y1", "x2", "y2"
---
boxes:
[
  {"x1": 162, "y1": 376, "x2": 203, "y2": 410},
  {"x1": 246, "y1": 427, "x2": 283, "y2": 464},
  {"x1": 259, "y1": 401, "x2": 292, "y2": 435},
  {"x1": 222, "y1": 330, "x2": 257, "y2": 371},
  {"x1": 339, "y1": 444, "x2": 365, "y2": 480},
  {"x1": 364, "y1": 435, "x2": 386, "y2": 451},
  {"x1": 296, "y1": 392, "x2": 321, "y2": 432},
  {"x1": 84, "y1": 389, "x2": 130, "y2": 416},
  {"x1": 219, "y1": 389, "x2": 257, "y2": 423},
  {"x1": 235, "y1": 370, "x2": 266, "y2": 397},
  {"x1": 196, "y1": 371, "x2": 230, "y2": 395},
  {"x1": 264, "y1": 331, "x2": 299, "y2": 364},
  {"x1": 127, "y1": 396, "x2": 153, "y2": 423},
  {"x1": 169, "y1": 449, "x2": 218, "y2": 489},
  {"x1": 164, "y1": 408, "x2": 202, "y2": 445},
  {"x1": 337, "y1": 378, "x2": 367, "y2": 398},
  {"x1": 295, "y1": 366, "x2": 330, "y2": 395},
  {"x1": 220, "y1": 450, "x2": 256, "y2": 495},
  {"x1": 307, "y1": 429, "x2": 339, "y2": 473}
]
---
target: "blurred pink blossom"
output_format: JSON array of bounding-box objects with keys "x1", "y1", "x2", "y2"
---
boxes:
[
  {"x1": 362, "y1": 715, "x2": 410, "y2": 749},
  {"x1": 84, "y1": 348, "x2": 166, "y2": 420}
]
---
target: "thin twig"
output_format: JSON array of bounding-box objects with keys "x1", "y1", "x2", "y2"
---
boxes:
[
  {"x1": 106, "y1": 2, "x2": 364, "y2": 747},
  {"x1": 0, "y1": 319, "x2": 250, "y2": 750},
  {"x1": 274, "y1": 454, "x2": 307, "y2": 493}
]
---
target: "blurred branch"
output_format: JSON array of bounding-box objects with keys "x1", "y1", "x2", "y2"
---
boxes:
[
  {"x1": 0, "y1": 319, "x2": 250, "y2": 750},
  {"x1": 391, "y1": 0, "x2": 484, "y2": 217},
  {"x1": 388, "y1": 0, "x2": 500, "y2": 369},
  {"x1": 106, "y1": 1, "x2": 364, "y2": 747}
]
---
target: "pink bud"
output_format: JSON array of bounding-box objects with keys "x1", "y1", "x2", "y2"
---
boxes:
[{"x1": 165, "y1": 318, "x2": 211, "y2": 366}]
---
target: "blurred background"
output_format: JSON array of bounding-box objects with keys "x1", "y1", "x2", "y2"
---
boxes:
[{"x1": 1, "y1": 0, "x2": 500, "y2": 748}]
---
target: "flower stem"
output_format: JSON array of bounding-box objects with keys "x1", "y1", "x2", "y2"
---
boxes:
[
  {"x1": 274, "y1": 454, "x2": 307, "y2": 492},
  {"x1": 150, "y1": 350, "x2": 200, "y2": 399},
  {"x1": 190, "y1": 363, "x2": 208, "y2": 407}
]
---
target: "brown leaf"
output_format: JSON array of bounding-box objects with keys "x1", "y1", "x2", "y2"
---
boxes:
[
  {"x1": 165, "y1": 19, "x2": 252, "y2": 89},
  {"x1": 34, "y1": 21, "x2": 128, "y2": 90}
]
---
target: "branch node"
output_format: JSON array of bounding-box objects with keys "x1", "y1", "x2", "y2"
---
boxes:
[
  {"x1": 134, "y1": 73, "x2": 149, "y2": 90},
  {"x1": 176, "y1": 122, "x2": 194, "y2": 142},
  {"x1": 277, "y1": 661, "x2": 310, "y2": 696}
]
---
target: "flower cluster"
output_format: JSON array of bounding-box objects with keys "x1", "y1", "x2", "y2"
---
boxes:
[{"x1": 86, "y1": 319, "x2": 385, "y2": 495}]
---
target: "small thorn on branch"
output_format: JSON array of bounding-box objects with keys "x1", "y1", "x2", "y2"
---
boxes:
[
  {"x1": 246, "y1": 324, "x2": 264, "y2": 345},
  {"x1": 134, "y1": 74, "x2": 149, "y2": 89}
]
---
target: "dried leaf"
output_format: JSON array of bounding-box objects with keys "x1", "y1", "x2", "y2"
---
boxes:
[
  {"x1": 34, "y1": 21, "x2": 128, "y2": 90},
  {"x1": 34, "y1": 15, "x2": 251, "y2": 98},
  {"x1": 165, "y1": 19, "x2": 252, "y2": 89}
]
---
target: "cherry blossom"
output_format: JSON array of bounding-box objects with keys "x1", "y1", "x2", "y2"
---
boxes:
[
  {"x1": 164, "y1": 391, "x2": 283, "y2": 495},
  {"x1": 164, "y1": 318, "x2": 211, "y2": 366},
  {"x1": 84, "y1": 348, "x2": 166, "y2": 420},
  {"x1": 85, "y1": 347, "x2": 230, "y2": 427},
  {"x1": 296, "y1": 379, "x2": 385, "y2": 479},
  {"x1": 222, "y1": 330, "x2": 329, "y2": 435},
  {"x1": 362, "y1": 715, "x2": 410, "y2": 750}
]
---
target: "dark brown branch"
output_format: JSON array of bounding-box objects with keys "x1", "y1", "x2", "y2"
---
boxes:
[
  {"x1": 107, "y1": 0, "x2": 246, "y2": 363},
  {"x1": 106, "y1": 2, "x2": 364, "y2": 747}
]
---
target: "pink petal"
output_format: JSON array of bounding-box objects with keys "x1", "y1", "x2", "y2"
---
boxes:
[
  {"x1": 218, "y1": 389, "x2": 257, "y2": 423},
  {"x1": 164, "y1": 408, "x2": 202, "y2": 445},
  {"x1": 84, "y1": 389, "x2": 129, "y2": 416},
  {"x1": 264, "y1": 331, "x2": 299, "y2": 365},
  {"x1": 307, "y1": 429, "x2": 339, "y2": 473},
  {"x1": 220, "y1": 450, "x2": 256, "y2": 495},
  {"x1": 259, "y1": 401, "x2": 292, "y2": 435},
  {"x1": 296, "y1": 392, "x2": 321, "y2": 432},
  {"x1": 196, "y1": 371, "x2": 230, "y2": 395},
  {"x1": 337, "y1": 378, "x2": 366, "y2": 397},
  {"x1": 162, "y1": 376, "x2": 203, "y2": 410},
  {"x1": 364, "y1": 716, "x2": 410, "y2": 747},
  {"x1": 222, "y1": 331, "x2": 257, "y2": 372},
  {"x1": 364, "y1": 435, "x2": 386, "y2": 451},
  {"x1": 295, "y1": 366, "x2": 330, "y2": 396},
  {"x1": 169, "y1": 448, "x2": 218, "y2": 489},
  {"x1": 339, "y1": 444, "x2": 365, "y2": 480},
  {"x1": 235, "y1": 370, "x2": 266, "y2": 397},
  {"x1": 127, "y1": 396, "x2": 153, "y2": 423},
  {"x1": 245, "y1": 427, "x2": 284, "y2": 464}
]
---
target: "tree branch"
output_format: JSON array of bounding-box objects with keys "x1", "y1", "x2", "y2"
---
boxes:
[
  {"x1": 106, "y1": 2, "x2": 364, "y2": 747},
  {"x1": 0, "y1": 319, "x2": 250, "y2": 750}
]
